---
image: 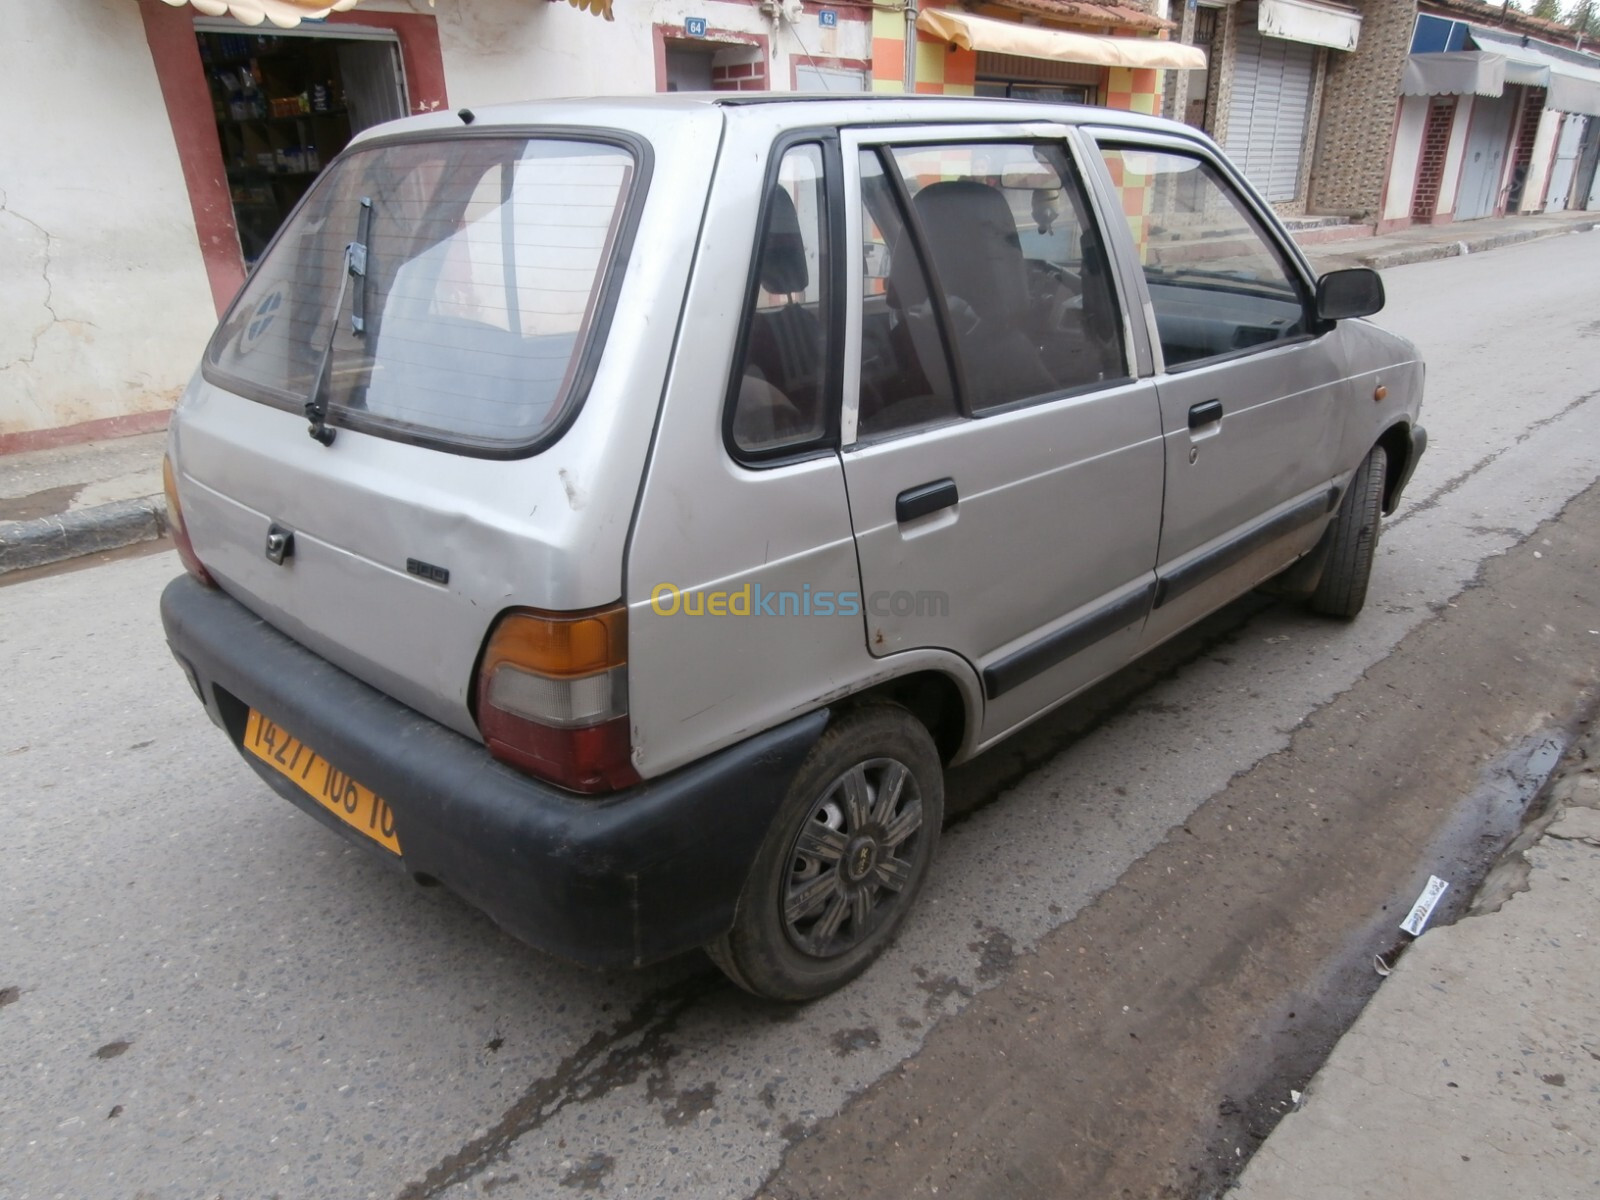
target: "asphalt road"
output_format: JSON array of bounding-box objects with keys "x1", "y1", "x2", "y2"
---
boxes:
[{"x1": 3, "y1": 230, "x2": 1599, "y2": 1200}]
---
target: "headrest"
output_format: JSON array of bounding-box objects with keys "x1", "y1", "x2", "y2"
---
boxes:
[
  {"x1": 760, "y1": 186, "x2": 809, "y2": 296},
  {"x1": 912, "y1": 180, "x2": 1029, "y2": 319}
]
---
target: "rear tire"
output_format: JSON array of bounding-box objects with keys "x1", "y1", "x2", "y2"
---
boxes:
[
  {"x1": 708, "y1": 702, "x2": 944, "y2": 1002},
  {"x1": 1308, "y1": 445, "x2": 1387, "y2": 619}
]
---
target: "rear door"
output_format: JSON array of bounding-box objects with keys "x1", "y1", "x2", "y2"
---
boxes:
[
  {"x1": 1083, "y1": 133, "x2": 1349, "y2": 646},
  {"x1": 837, "y1": 125, "x2": 1166, "y2": 745}
]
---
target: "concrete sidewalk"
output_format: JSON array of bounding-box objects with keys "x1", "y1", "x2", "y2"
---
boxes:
[
  {"x1": 1232, "y1": 719, "x2": 1600, "y2": 1199},
  {"x1": 1301, "y1": 207, "x2": 1597, "y2": 271},
  {"x1": 0, "y1": 209, "x2": 1595, "y2": 576},
  {"x1": 0, "y1": 431, "x2": 168, "y2": 574}
]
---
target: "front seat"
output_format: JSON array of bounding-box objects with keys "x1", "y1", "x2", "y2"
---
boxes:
[{"x1": 911, "y1": 180, "x2": 1054, "y2": 408}]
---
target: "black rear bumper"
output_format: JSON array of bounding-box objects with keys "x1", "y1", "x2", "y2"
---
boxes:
[{"x1": 160, "y1": 575, "x2": 827, "y2": 968}]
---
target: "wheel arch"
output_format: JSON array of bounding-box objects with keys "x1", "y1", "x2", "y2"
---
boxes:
[{"x1": 833, "y1": 658, "x2": 982, "y2": 766}]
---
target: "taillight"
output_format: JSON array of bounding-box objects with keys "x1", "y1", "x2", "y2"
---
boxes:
[
  {"x1": 162, "y1": 455, "x2": 216, "y2": 588},
  {"x1": 474, "y1": 604, "x2": 639, "y2": 794}
]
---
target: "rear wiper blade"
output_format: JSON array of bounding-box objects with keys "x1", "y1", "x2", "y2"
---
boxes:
[
  {"x1": 305, "y1": 195, "x2": 374, "y2": 446},
  {"x1": 348, "y1": 196, "x2": 373, "y2": 336}
]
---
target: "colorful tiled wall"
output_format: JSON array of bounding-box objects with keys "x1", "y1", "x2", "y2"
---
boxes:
[{"x1": 870, "y1": 2, "x2": 1163, "y2": 116}]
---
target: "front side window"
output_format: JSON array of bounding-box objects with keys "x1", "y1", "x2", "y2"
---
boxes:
[
  {"x1": 881, "y1": 141, "x2": 1127, "y2": 415},
  {"x1": 206, "y1": 137, "x2": 638, "y2": 453},
  {"x1": 1098, "y1": 146, "x2": 1308, "y2": 369},
  {"x1": 727, "y1": 143, "x2": 832, "y2": 456}
]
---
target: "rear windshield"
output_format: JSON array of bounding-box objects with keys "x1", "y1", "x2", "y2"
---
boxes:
[{"x1": 205, "y1": 136, "x2": 639, "y2": 454}]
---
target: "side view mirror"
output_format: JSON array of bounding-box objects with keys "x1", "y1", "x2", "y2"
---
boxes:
[{"x1": 1315, "y1": 268, "x2": 1385, "y2": 322}]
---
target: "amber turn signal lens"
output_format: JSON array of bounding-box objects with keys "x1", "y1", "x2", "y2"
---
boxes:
[{"x1": 481, "y1": 606, "x2": 626, "y2": 680}]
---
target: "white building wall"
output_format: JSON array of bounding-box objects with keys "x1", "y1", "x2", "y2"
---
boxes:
[
  {"x1": 412, "y1": 0, "x2": 870, "y2": 106},
  {"x1": 1436, "y1": 94, "x2": 1472, "y2": 217},
  {"x1": 1382, "y1": 93, "x2": 1429, "y2": 223},
  {"x1": 0, "y1": 0, "x2": 869, "y2": 442},
  {"x1": 0, "y1": 0, "x2": 217, "y2": 440},
  {"x1": 1519, "y1": 103, "x2": 1561, "y2": 213}
]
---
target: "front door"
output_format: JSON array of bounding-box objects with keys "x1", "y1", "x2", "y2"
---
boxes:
[
  {"x1": 1087, "y1": 137, "x2": 1348, "y2": 646},
  {"x1": 838, "y1": 127, "x2": 1166, "y2": 744}
]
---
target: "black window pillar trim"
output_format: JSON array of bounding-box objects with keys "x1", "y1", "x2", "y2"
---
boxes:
[
  {"x1": 875, "y1": 145, "x2": 973, "y2": 419},
  {"x1": 721, "y1": 127, "x2": 845, "y2": 469}
]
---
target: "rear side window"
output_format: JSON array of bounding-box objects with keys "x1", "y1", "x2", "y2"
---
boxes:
[
  {"x1": 727, "y1": 144, "x2": 833, "y2": 457},
  {"x1": 206, "y1": 136, "x2": 639, "y2": 454}
]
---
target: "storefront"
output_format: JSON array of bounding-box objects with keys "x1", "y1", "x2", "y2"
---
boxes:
[
  {"x1": 1390, "y1": 13, "x2": 1600, "y2": 226},
  {"x1": 1220, "y1": 0, "x2": 1360, "y2": 206},
  {"x1": 889, "y1": 1, "x2": 1205, "y2": 117},
  {"x1": 196, "y1": 23, "x2": 407, "y2": 264}
]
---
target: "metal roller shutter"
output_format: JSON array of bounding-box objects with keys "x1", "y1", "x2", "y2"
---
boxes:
[{"x1": 1225, "y1": 3, "x2": 1316, "y2": 202}]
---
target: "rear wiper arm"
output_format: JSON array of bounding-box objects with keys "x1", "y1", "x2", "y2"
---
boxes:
[{"x1": 305, "y1": 196, "x2": 374, "y2": 446}]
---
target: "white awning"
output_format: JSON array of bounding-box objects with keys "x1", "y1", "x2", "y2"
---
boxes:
[
  {"x1": 1258, "y1": 0, "x2": 1361, "y2": 53},
  {"x1": 915, "y1": 10, "x2": 1207, "y2": 70},
  {"x1": 158, "y1": 0, "x2": 359, "y2": 29},
  {"x1": 1469, "y1": 24, "x2": 1600, "y2": 116},
  {"x1": 1401, "y1": 51, "x2": 1507, "y2": 98}
]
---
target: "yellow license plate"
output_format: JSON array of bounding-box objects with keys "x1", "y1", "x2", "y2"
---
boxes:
[{"x1": 244, "y1": 710, "x2": 402, "y2": 855}]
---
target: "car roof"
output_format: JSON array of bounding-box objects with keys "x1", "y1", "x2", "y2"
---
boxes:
[{"x1": 354, "y1": 92, "x2": 1195, "y2": 146}]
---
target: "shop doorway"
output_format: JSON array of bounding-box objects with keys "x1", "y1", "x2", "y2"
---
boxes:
[
  {"x1": 973, "y1": 53, "x2": 1100, "y2": 105},
  {"x1": 197, "y1": 26, "x2": 406, "y2": 266},
  {"x1": 1456, "y1": 92, "x2": 1516, "y2": 220},
  {"x1": 1224, "y1": 2, "x2": 1317, "y2": 203}
]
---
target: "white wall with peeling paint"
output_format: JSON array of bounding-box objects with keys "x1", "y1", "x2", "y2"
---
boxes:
[
  {"x1": 0, "y1": 0, "x2": 870, "y2": 444},
  {"x1": 413, "y1": 0, "x2": 871, "y2": 107},
  {"x1": 0, "y1": 0, "x2": 218, "y2": 440}
]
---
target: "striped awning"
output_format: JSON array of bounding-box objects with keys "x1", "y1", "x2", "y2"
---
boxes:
[
  {"x1": 917, "y1": 10, "x2": 1206, "y2": 70},
  {"x1": 986, "y1": 0, "x2": 1174, "y2": 35}
]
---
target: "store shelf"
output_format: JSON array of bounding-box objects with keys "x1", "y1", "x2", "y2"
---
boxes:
[{"x1": 217, "y1": 110, "x2": 349, "y2": 125}]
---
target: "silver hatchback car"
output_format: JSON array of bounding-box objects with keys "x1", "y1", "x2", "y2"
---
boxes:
[{"x1": 161, "y1": 95, "x2": 1425, "y2": 1000}]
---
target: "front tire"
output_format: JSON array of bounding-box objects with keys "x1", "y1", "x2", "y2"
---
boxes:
[
  {"x1": 1308, "y1": 445, "x2": 1388, "y2": 619},
  {"x1": 707, "y1": 702, "x2": 944, "y2": 1001}
]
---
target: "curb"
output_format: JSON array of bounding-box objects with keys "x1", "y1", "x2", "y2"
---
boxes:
[
  {"x1": 1362, "y1": 219, "x2": 1598, "y2": 270},
  {"x1": 0, "y1": 495, "x2": 168, "y2": 575}
]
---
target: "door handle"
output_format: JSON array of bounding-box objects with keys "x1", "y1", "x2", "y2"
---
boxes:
[
  {"x1": 1188, "y1": 399, "x2": 1224, "y2": 430},
  {"x1": 896, "y1": 478, "x2": 958, "y2": 523}
]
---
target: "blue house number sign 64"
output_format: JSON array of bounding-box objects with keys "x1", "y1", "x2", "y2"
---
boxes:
[{"x1": 685, "y1": 16, "x2": 707, "y2": 36}]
